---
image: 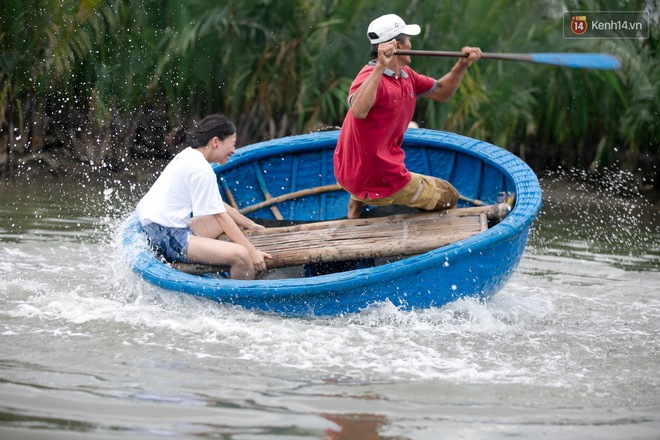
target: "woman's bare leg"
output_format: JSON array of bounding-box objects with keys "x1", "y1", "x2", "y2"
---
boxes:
[
  {"x1": 191, "y1": 215, "x2": 224, "y2": 238},
  {"x1": 186, "y1": 235, "x2": 255, "y2": 280}
]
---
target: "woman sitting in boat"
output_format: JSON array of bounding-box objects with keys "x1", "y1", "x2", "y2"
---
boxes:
[{"x1": 135, "y1": 114, "x2": 271, "y2": 280}]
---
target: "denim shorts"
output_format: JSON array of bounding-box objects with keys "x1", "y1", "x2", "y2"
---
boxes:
[{"x1": 142, "y1": 223, "x2": 191, "y2": 263}]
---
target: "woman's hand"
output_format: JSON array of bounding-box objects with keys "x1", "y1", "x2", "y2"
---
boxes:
[
  {"x1": 250, "y1": 249, "x2": 272, "y2": 272},
  {"x1": 245, "y1": 221, "x2": 265, "y2": 231}
]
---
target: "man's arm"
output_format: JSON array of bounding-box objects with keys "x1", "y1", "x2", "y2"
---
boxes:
[
  {"x1": 425, "y1": 46, "x2": 482, "y2": 102},
  {"x1": 348, "y1": 41, "x2": 397, "y2": 119}
]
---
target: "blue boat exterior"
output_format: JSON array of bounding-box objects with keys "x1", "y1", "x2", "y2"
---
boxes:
[{"x1": 123, "y1": 129, "x2": 542, "y2": 317}]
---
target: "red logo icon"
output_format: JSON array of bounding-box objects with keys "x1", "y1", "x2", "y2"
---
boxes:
[{"x1": 571, "y1": 15, "x2": 588, "y2": 35}]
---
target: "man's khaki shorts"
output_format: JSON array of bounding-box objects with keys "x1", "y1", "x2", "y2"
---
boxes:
[{"x1": 350, "y1": 172, "x2": 459, "y2": 211}]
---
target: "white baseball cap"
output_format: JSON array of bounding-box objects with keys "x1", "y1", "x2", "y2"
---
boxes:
[{"x1": 367, "y1": 14, "x2": 421, "y2": 44}]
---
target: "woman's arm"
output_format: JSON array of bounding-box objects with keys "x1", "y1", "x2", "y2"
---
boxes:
[
  {"x1": 225, "y1": 205, "x2": 265, "y2": 230},
  {"x1": 214, "y1": 212, "x2": 270, "y2": 271}
]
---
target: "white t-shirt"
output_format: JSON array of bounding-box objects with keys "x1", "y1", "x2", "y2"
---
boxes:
[{"x1": 136, "y1": 147, "x2": 226, "y2": 228}]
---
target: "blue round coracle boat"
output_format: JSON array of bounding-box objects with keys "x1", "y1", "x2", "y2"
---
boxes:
[{"x1": 123, "y1": 129, "x2": 542, "y2": 317}]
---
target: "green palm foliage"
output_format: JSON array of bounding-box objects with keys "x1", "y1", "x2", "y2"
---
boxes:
[
  {"x1": 0, "y1": 0, "x2": 657, "y2": 188},
  {"x1": 153, "y1": 0, "x2": 368, "y2": 144}
]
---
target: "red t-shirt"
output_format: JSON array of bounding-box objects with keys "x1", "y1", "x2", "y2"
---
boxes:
[{"x1": 334, "y1": 63, "x2": 437, "y2": 199}]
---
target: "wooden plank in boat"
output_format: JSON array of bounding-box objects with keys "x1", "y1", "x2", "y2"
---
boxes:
[
  {"x1": 170, "y1": 203, "x2": 506, "y2": 273},
  {"x1": 243, "y1": 210, "x2": 487, "y2": 269}
]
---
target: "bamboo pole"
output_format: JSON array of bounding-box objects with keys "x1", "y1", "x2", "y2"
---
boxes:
[
  {"x1": 252, "y1": 163, "x2": 284, "y2": 220},
  {"x1": 220, "y1": 179, "x2": 239, "y2": 209},
  {"x1": 239, "y1": 184, "x2": 341, "y2": 215},
  {"x1": 238, "y1": 184, "x2": 489, "y2": 215}
]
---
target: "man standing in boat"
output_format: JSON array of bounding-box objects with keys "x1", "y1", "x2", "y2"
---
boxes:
[{"x1": 334, "y1": 14, "x2": 482, "y2": 218}]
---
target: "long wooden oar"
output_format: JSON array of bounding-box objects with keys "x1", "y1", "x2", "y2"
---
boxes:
[{"x1": 395, "y1": 50, "x2": 621, "y2": 70}]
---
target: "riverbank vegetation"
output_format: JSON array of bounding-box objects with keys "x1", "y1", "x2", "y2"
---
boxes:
[{"x1": 1, "y1": 0, "x2": 657, "y2": 189}]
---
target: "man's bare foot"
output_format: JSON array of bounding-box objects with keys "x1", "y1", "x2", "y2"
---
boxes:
[{"x1": 348, "y1": 199, "x2": 365, "y2": 219}]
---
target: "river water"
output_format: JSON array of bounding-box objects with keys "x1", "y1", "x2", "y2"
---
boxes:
[{"x1": 1, "y1": 166, "x2": 659, "y2": 439}]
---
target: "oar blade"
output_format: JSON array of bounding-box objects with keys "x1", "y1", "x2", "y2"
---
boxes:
[{"x1": 530, "y1": 53, "x2": 621, "y2": 70}]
